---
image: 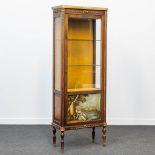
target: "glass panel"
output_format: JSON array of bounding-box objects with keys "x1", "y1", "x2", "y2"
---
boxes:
[
  {"x1": 66, "y1": 94, "x2": 101, "y2": 123},
  {"x1": 68, "y1": 18, "x2": 94, "y2": 40},
  {"x1": 54, "y1": 17, "x2": 61, "y2": 91},
  {"x1": 68, "y1": 40, "x2": 100, "y2": 65},
  {"x1": 67, "y1": 65, "x2": 100, "y2": 91},
  {"x1": 54, "y1": 94, "x2": 61, "y2": 121},
  {"x1": 67, "y1": 18, "x2": 101, "y2": 92},
  {"x1": 96, "y1": 19, "x2": 101, "y2": 41}
]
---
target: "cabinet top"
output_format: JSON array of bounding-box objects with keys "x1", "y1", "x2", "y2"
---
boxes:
[{"x1": 52, "y1": 5, "x2": 108, "y2": 11}]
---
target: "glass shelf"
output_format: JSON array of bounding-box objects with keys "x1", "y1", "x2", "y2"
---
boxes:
[
  {"x1": 68, "y1": 88, "x2": 100, "y2": 92},
  {"x1": 68, "y1": 64, "x2": 101, "y2": 67},
  {"x1": 56, "y1": 39, "x2": 101, "y2": 42},
  {"x1": 67, "y1": 39, "x2": 101, "y2": 42}
]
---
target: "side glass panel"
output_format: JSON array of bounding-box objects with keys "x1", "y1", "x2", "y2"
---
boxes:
[
  {"x1": 54, "y1": 94, "x2": 61, "y2": 121},
  {"x1": 54, "y1": 17, "x2": 61, "y2": 91},
  {"x1": 67, "y1": 18, "x2": 101, "y2": 92},
  {"x1": 66, "y1": 94, "x2": 101, "y2": 123}
]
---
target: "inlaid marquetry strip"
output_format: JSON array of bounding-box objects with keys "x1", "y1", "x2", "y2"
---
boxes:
[{"x1": 65, "y1": 9, "x2": 105, "y2": 15}]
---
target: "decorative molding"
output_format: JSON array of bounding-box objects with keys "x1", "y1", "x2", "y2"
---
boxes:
[
  {"x1": 65, "y1": 9, "x2": 104, "y2": 16},
  {"x1": 61, "y1": 9, "x2": 65, "y2": 23},
  {"x1": 65, "y1": 123, "x2": 104, "y2": 130},
  {"x1": 53, "y1": 9, "x2": 61, "y2": 17}
]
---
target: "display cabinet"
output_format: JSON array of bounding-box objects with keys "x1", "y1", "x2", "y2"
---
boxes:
[{"x1": 52, "y1": 5, "x2": 108, "y2": 151}]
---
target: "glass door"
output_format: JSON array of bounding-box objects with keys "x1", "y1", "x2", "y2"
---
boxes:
[{"x1": 66, "y1": 17, "x2": 102, "y2": 124}]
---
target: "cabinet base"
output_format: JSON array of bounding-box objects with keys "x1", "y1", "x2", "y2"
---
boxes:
[{"x1": 51, "y1": 122, "x2": 107, "y2": 151}]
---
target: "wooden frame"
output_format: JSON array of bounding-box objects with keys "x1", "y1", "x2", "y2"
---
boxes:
[{"x1": 52, "y1": 5, "x2": 108, "y2": 152}]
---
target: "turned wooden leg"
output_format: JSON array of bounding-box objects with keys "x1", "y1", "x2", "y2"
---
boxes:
[
  {"x1": 52, "y1": 126, "x2": 56, "y2": 145},
  {"x1": 61, "y1": 131, "x2": 64, "y2": 152},
  {"x1": 102, "y1": 125, "x2": 106, "y2": 146},
  {"x1": 92, "y1": 127, "x2": 95, "y2": 143}
]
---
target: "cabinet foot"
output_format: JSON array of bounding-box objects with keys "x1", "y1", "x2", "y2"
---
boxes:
[
  {"x1": 102, "y1": 125, "x2": 106, "y2": 146},
  {"x1": 61, "y1": 131, "x2": 64, "y2": 152},
  {"x1": 52, "y1": 126, "x2": 56, "y2": 145},
  {"x1": 92, "y1": 127, "x2": 95, "y2": 143}
]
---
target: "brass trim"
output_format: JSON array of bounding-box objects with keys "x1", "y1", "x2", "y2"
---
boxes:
[
  {"x1": 52, "y1": 5, "x2": 108, "y2": 11},
  {"x1": 60, "y1": 127, "x2": 65, "y2": 132},
  {"x1": 104, "y1": 122, "x2": 107, "y2": 126}
]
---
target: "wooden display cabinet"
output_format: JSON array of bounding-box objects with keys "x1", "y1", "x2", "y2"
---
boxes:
[{"x1": 52, "y1": 5, "x2": 108, "y2": 151}]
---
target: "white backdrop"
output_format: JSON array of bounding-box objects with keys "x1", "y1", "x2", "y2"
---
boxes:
[{"x1": 0, "y1": 0, "x2": 155, "y2": 125}]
